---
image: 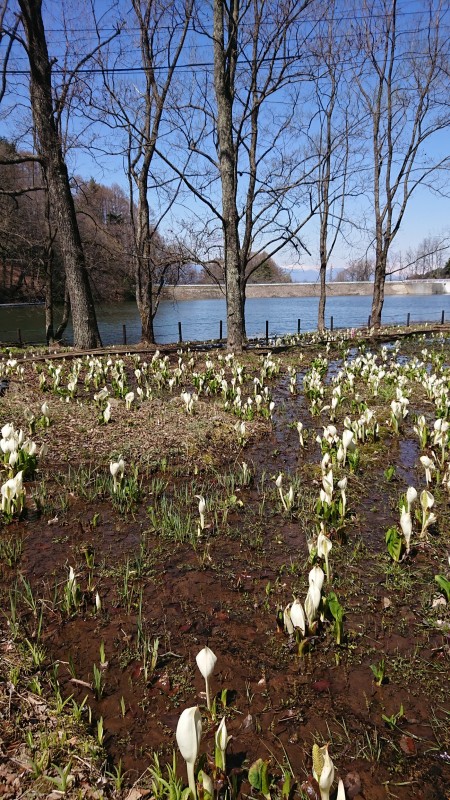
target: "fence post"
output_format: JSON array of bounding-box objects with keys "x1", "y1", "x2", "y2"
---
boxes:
[
  {"x1": 297, "y1": 318, "x2": 301, "y2": 334},
  {"x1": 17, "y1": 328, "x2": 23, "y2": 347},
  {"x1": 367, "y1": 315, "x2": 371, "y2": 328},
  {"x1": 219, "y1": 320, "x2": 223, "y2": 340},
  {"x1": 122, "y1": 324, "x2": 127, "y2": 345},
  {"x1": 265, "y1": 320, "x2": 269, "y2": 344},
  {"x1": 330, "y1": 316, "x2": 334, "y2": 332},
  {"x1": 441, "y1": 310, "x2": 445, "y2": 325},
  {"x1": 178, "y1": 321, "x2": 183, "y2": 343},
  {"x1": 406, "y1": 313, "x2": 410, "y2": 328}
]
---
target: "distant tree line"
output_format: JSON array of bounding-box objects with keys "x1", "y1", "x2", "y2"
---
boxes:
[{"x1": 0, "y1": 140, "x2": 289, "y2": 310}]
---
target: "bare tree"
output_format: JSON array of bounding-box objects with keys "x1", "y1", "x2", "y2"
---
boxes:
[
  {"x1": 11, "y1": 0, "x2": 113, "y2": 347},
  {"x1": 308, "y1": 3, "x2": 355, "y2": 332},
  {"x1": 91, "y1": 0, "x2": 193, "y2": 344},
  {"x1": 158, "y1": 0, "x2": 318, "y2": 351},
  {"x1": 353, "y1": 0, "x2": 450, "y2": 327}
]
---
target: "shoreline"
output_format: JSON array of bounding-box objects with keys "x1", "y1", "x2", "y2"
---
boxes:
[
  {"x1": 2, "y1": 279, "x2": 450, "y2": 309},
  {"x1": 161, "y1": 278, "x2": 450, "y2": 301}
]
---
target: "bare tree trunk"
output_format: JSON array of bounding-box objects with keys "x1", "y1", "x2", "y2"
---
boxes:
[
  {"x1": 318, "y1": 260, "x2": 327, "y2": 333},
  {"x1": 371, "y1": 235, "x2": 387, "y2": 327},
  {"x1": 135, "y1": 182, "x2": 155, "y2": 343},
  {"x1": 54, "y1": 284, "x2": 71, "y2": 341},
  {"x1": 213, "y1": 0, "x2": 244, "y2": 352},
  {"x1": 44, "y1": 254, "x2": 54, "y2": 343},
  {"x1": 18, "y1": 0, "x2": 102, "y2": 349}
]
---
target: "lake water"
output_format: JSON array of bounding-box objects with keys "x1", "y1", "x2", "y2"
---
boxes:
[{"x1": 1, "y1": 293, "x2": 449, "y2": 346}]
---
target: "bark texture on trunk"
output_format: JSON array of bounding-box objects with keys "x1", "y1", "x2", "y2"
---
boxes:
[
  {"x1": 19, "y1": 0, "x2": 102, "y2": 349},
  {"x1": 134, "y1": 181, "x2": 155, "y2": 343},
  {"x1": 371, "y1": 241, "x2": 387, "y2": 328},
  {"x1": 318, "y1": 260, "x2": 326, "y2": 332},
  {"x1": 54, "y1": 285, "x2": 71, "y2": 341},
  {"x1": 213, "y1": 0, "x2": 244, "y2": 352}
]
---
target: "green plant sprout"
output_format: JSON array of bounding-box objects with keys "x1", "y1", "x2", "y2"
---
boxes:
[
  {"x1": 370, "y1": 659, "x2": 386, "y2": 686},
  {"x1": 382, "y1": 704, "x2": 404, "y2": 729}
]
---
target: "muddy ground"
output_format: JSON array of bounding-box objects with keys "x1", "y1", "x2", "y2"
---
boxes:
[{"x1": 0, "y1": 331, "x2": 449, "y2": 800}]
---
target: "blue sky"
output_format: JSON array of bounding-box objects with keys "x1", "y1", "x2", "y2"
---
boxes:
[{"x1": 1, "y1": 0, "x2": 449, "y2": 275}]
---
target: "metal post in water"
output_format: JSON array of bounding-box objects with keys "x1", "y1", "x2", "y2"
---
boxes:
[
  {"x1": 368, "y1": 315, "x2": 371, "y2": 328},
  {"x1": 442, "y1": 310, "x2": 445, "y2": 325},
  {"x1": 178, "y1": 321, "x2": 182, "y2": 343},
  {"x1": 265, "y1": 320, "x2": 269, "y2": 344},
  {"x1": 17, "y1": 328, "x2": 23, "y2": 347},
  {"x1": 219, "y1": 320, "x2": 223, "y2": 340},
  {"x1": 406, "y1": 313, "x2": 410, "y2": 327},
  {"x1": 122, "y1": 324, "x2": 127, "y2": 345},
  {"x1": 297, "y1": 318, "x2": 301, "y2": 334},
  {"x1": 330, "y1": 316, "x2": 334, "y2": 332}
]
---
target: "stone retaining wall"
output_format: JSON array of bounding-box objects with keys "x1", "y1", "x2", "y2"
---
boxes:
[{"x1": 162, "y1": 279, "x2": 450, "y2": 301}]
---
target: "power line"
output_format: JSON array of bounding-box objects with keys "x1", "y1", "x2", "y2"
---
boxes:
[
  {"x1": 34, "y1": 4, "x2": 450, "y2": 34},
  {"x1": 3, "y1": 45, "x2": 448, "y2": 77}
]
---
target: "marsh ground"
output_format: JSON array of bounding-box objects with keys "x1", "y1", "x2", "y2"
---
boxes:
[{"x1": 0, "y1": 331, "x2": 449, "y2": 800}]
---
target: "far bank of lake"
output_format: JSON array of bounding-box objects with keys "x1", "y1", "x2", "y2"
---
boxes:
[
  {"x1": 1, "y1": 291, "x2": 450, "y2": 346},
  {"x1": 162, "y1": 278, "x2": 450, "y2": 301}
]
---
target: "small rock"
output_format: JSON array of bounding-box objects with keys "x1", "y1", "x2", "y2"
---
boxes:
[
  {"x1": 312, "y1": 678, "x2": 331, "y2": 692},
  {"x1": 300, "y1": 777, "x2": 320, "y2": 799},
  {"x1": 399, "y1": 735, "x2": 417, "y2": 756},
  {"x1": 343, "y1": 771, "x2": 362, "y2": 798},
  {"x1": 241, "y1": 713, "x2": 254, "y2": 731}
]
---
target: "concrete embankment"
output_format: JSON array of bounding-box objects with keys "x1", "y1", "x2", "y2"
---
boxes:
[{"x1": 162, "y1": 279, "x2": 450, "y2": 301}]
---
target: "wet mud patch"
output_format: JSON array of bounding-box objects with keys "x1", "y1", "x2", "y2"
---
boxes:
[{"x1": 1, "y1": 338, "x2": 450, "y2": 799}]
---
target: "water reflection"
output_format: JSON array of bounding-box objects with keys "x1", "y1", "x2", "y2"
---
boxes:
[{"x1": 0, "y1": 293, "x2": 449, "y2": 346}]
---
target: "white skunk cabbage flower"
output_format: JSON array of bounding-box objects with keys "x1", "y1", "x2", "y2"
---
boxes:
[
  {"x1": 110, "y1": 458, "x2": 125, "y2": 492},
  {"x1": 336, "y1": 778, "x2": 346, "y2": 799},
  {"x1": 420, "y1": 455, "x2": 435, "y2": 486},
  {"x1": 342, "y1": 429, "x2": 354, "y2": 462},
  {"x1": 196, "y1": 646, "x2": 217, "y2": 710},
  {"x1": 309, "y1": 565, "x2": 325, "y2": 593},
  {"x1": 420, "y1": 489, "x2": 434, "y2": 511},
  {"x1": 305, "y1": 582, "x2": 321, "y2": 628},
  {"x1": 125, "y1": 391, "x2": 135, "y2": 410},
  {"x1": 103, "y1": 402, "x2": 111, "y2": 423},
  {"x1": 195, "y1": 495, "x2": 206, "y2": 531},
  {"x1": 400, "y1": 509, "x2": 412, "y2": 554},
  {"x1": 283, "y1": 604, "x2": 294, "y2": 635},
  {"x1": 199, "y1": 771, "x2": 213, "y2": 798},
  {"x1": 338, "y1": 477, "x2": 347, "y2": 518},
  {"x1": 215, "y1": 716, "x2": 231, "y2": 770},
  {"x1": 406, "y1": 486, "x2": 417, "y2": 513},
  {"x1": 312, "y1": 743, "x2": 335, "y2": 800},
  {"x1": 176, "y1": 706, "x2": 202, "y2": 800},
  {"x1": 290, "y1": 599, "x2": 306, "y2": 636},
  {"x1": 317, "y1": 531, "x2": 332, "y2": 582}
]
